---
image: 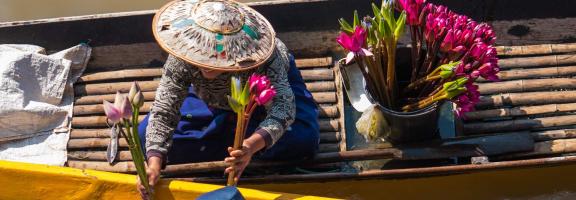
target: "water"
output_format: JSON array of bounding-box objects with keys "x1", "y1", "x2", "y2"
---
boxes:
[{"x1": 2, "y1": 0, "x2": 576, "y2": 199}]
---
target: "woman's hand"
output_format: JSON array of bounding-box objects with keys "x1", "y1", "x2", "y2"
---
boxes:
[
  {"x1": 225, "y1": 133, "x2": 267, "y2": 182},
  {"x1": 224, "y1": 145, "x2": 254, "y2": 183},
  {"x1": 137, "y1": 156, "x2": 162, "y2": 200}
]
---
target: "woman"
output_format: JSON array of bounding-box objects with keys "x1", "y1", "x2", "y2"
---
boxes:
[{"x1": 136, "y1": 0, "x2": 320, "y2": 195}]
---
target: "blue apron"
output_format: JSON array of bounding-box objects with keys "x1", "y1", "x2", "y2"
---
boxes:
[{"x1": 138, "y1": 55, "x2": 320, "y2": 164}]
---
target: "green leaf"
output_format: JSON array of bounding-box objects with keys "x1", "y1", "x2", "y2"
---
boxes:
[
  {"x1": 381, "y1": 2, "x2": 395, "y2": 31},
  {"x1": 339, "y1": 18, "x2": 354, "y2": 34},
  {"x1": 378, "y1": 18, "x2": 386, "y2": 38},
  {"x1": 240, "y1": 80, "x2": 250, "y2": 106},
  {"x1": 227, "y1": 95, "x2": 241, "y2": 113},
  {"x1": 381, "y1": 18, "x2": 392, "y2": 39},
  {"x1": 394, "y1": 11, "x2": 406, "y2": 39},
  {"x1": 353, "y1": 10, "x2": 360, "y2": 28},
  {"x1": 371, "y1": 3, "x2": 381, "y2": 23}
]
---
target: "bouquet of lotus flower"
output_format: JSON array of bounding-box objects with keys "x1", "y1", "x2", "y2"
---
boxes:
[
  {"x1": 102, "y1": 82, "x2": 153, "y2": 200},
  {"x1": 337, "y1": 0, "x2": 499, "y2": 117},
  {"x1": 226, "y1": 73, "x2": 276, "y2": 186}
]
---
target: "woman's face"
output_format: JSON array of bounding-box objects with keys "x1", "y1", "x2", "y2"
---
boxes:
[{"x1": 199, "y1": 68, "x2": 224, "y2": 79}]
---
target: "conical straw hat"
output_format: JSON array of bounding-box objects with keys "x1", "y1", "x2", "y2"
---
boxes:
[{"x1": 153, "y1": 0, "x2": 276, "y2": 71}]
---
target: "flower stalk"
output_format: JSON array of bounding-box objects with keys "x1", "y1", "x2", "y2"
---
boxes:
[
  {"x1": 103, "y1": 82, "x2": 152, "y2": 200},
  {"x1": 227, "y1": 74, "x2": 276, "y2": 186}
]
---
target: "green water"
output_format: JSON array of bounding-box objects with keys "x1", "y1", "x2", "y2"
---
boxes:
[{"x1": 1, "y1": 0, "x2": 576, "y2": 199}]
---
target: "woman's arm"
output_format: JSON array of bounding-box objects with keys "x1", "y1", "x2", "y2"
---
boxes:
[
  {"x1": 145, "y1": 55, "x2": 192, "y2": 165},
  {"x1": 254, "y1": 40, "x2": 296, "y2": 147}
]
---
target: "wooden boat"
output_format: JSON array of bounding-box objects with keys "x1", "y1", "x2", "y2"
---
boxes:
[
  {"x1": 2, "y1": 0, "x2": 576, "y2": 191},
  {"x1": 0, "y1": 159, "x2": 335, "y2": 199}
]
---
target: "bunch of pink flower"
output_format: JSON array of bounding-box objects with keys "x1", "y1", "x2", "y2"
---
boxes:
[
  {"x1": 336, "y1": 0, "x2": 500, "y2": 117},
  {"x1": 399, "y1": 1, "x2": 500, "y2": 115},
  {"x1": 248, "y1": 74, "x2": 277, "y2": 106}
]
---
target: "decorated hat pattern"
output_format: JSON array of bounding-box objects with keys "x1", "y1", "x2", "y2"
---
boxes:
[{"x1": 153, "y1": 0, "x2": 276, "y2": 71}]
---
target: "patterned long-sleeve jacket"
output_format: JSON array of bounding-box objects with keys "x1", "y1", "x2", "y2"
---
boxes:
[{"x1": 145, "y1": 39, "x2": 295, "y2": 161}]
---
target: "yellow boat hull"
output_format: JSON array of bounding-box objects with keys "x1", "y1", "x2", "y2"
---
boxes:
[{"x1": 0, "y1": 160, "x2": 337, "y2": 200}]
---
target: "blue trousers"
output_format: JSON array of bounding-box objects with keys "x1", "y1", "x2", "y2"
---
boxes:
[{"x1": 138, "y1": 55, "x2": 320, "y2": 164}]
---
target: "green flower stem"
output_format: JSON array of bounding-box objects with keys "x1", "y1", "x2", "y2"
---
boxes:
[
  {"x1": 406, "y1": 66, "x2": 444, "y2": 91},
  {"x1": 122, "y1": 111, "x2": 152, "y2": 199},
  {"x1": 132, "y1": 107, "x2": 153, "y2": 199},
  {"x1": 402, "y1": 90, "x2": 448, "y2": 111}
]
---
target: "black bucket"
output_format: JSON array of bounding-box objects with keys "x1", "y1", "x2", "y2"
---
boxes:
[{"x1": 377, "y1": 103, "x2": 440, "y2": 144}]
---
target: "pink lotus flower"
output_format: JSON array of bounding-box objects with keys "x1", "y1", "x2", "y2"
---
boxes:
[
  {"x1": 256, "y1": 87, "x2": 276, "y2": 105},
  {"x1": 454, "y1": 82, "x2": 480, "y2": 118},
  {"x1": 249, "y1": 74, "x2": 271, "y2": 94},
  {"x1": 398, "y1": 0, "x2": 426, "y2": 25},
  {"x1": 103, "y1": 100, "x2": 122, "y2": 123},
  {"x1": 103, "y1": 92, "x2": 133, "y2": 124},
  {"x1": 337, "y1": 26, "x2": 373, "y2": 64}
]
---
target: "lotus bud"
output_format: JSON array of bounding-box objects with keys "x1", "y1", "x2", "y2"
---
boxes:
[
  {"x1": 114, "y1": 91, "x2": 123, "y2": 108},
  {"x1": 103, "y1": 100, "x2": 122, "y2": 123},
  {"x1": 120, "y1": 96, "x2": 133, "y2": 119},
  {"x1": 128, "y1": 82, "x2": 141, "y2": 103},
  {"x1": 256, "y1": 87, "x2": 277, "y2": 106},
  {"x1": 133, "y1": 91, "x2": 145, "y2": 108}
]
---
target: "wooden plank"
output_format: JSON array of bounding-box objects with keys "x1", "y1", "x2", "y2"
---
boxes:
[
  {"x1": 319, "y1": 143, "x2": 340, "y2": 153},
  {"x1": 478, "y1": 66, "x2": 576, "y2": 82},
  {"x1": 68, "y1": 150, "x2": 133, "y2": 161},
  {"x1": 318, "y1": 119, "x2": 339, "y2": 132},
  {"x1": 496, "y1": 43, "x2": 576, "y2": 56},
  {"x1": 305, "y1": 81, "x2": 336, "y2": 92},
  {"x1": 464, "y1": 115, "x2": 576, "y2": 135},
  {"x1": 318, "y1": 105, "x2": 339, "y2": 119},
  {"x1": 74, "y1": 102, "x2": 153, "y2": 116},
  {"x1": 300, "y1": 69, "x2": 334, "y2": 81},
  {"x1": 68, "y1": 138, "x2": 128, "y2": 149},
  {"x1": 499, "y1": 54, "x2": 576, "y2": 69},
  {"x1": 478, "y1": 78, "x2": 576, "y2": 95},
  {"x1": 77, "y1": 68, "x2": 162, "y2": 83},
  {"x1": 70, "y1": 129, "x2": 112, "y2": 139},
  {"x1": 319, "y1": 132, "x2": 340, "y2": 143},
  {"x1": 75, "y1": 81, "x2": 158, "y2": 96},
  {"x1": 71, "y1": 115, "x2": 146, "y2": 128},
  {"x1": 75, "y1": 91, "x2": 156, "y2": 105},
  {"x1": 67, "y1": 161, "x2": 136, "y2": 173},
  {"x1": 477, "y1": 91, "x2": 576, "y2": 108},
  {"x1": 465, "y1": 103, "x2": 576, "y2": 120},
  {"x1": 295, "y1": 57, "x2": 333, "y2": 68},
  {"x1": 311, "y1": 92, "x2": 337, "y2": 104}
]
